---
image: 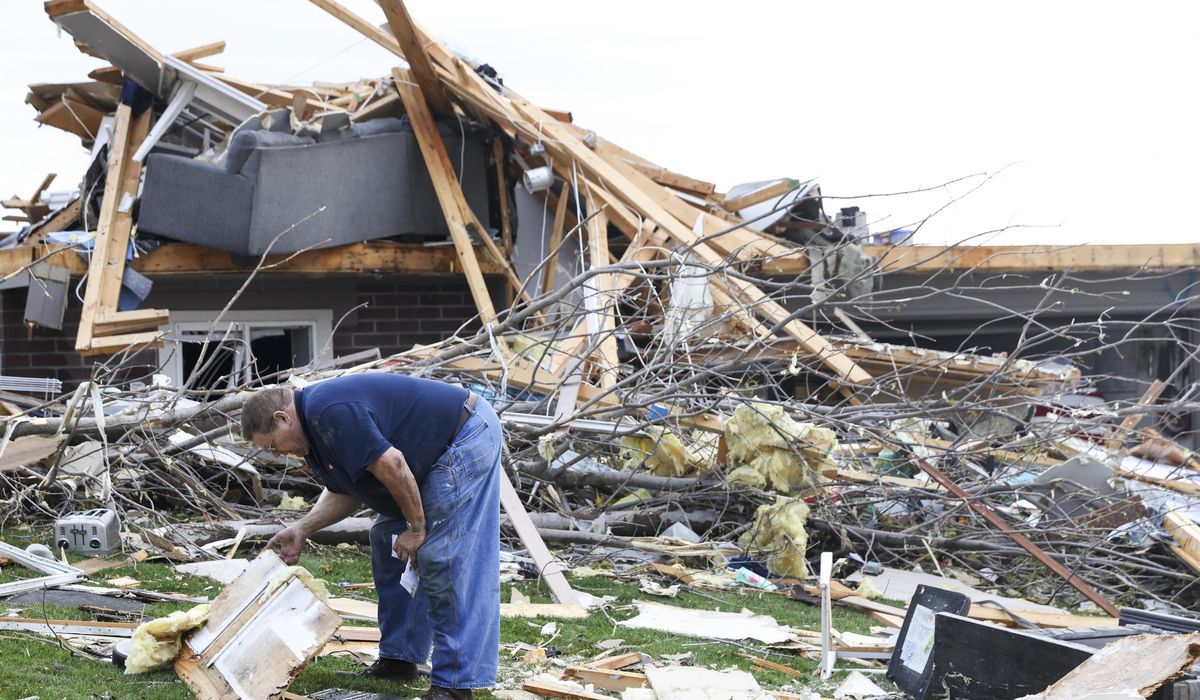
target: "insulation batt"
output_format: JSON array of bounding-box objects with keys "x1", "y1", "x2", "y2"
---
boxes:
[
  {"x1": 124, "y1": 604, "x2": 211, "y2": 674},
  {"x1": 725, "y1": 402, "x2": 836, "y2": 493},
  {"x1": 620, "y1": 426, "x2": 710, "y2": 477},
  {"x1": 740, "y1": 497, "x2": 811, "y2": 578}
]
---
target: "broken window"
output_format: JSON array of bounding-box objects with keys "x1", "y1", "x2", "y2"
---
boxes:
[{"x1": 159, "y1": 311, "x2": 332, "y2": 390}]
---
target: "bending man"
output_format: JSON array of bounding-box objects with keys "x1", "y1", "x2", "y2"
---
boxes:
[{"x1": 242, "y1": 373, "x2": 501, "y2": 700}]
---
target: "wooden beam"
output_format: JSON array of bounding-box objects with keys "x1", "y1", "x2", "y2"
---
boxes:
[
  {"x1": 393, "y1": 68, "x2": 496, "y2": 323},
  {"x1": 626, "y1": 159, "x2": 717, "y2": 197},
  {"x1": 541, "y1": 185, "x2": 571, "y2": 296},
  {"x1": 307, "y1": 0, "x2": 400, "y2": 55},
  {"x1": 93, "y1": 308, "x2": 169, "y2": 336},
  {"x1": 80, "y1": 330, "x2": 165, "y2": 357},
  {"x1": 1106, "y1": 379, "x2": 1166, "y2": 451},
  {"x1": 75, "y1": 101, "x2": 134, "y2": 352},
  {"x1": 773, "y1": 244, "x2": 1200, "y2": 276},
  {"x1": 377, "y1": 0, "x2": 453, "y2": 117},
  {"x1": 1, "y1": 240, "x2": 508, "y2": 279},
  {"x1": 170, "y1": 40, "x2": 225, "y2": 62},
  {"x1": 499, "y1": 473, "x2": 580, "y2": 606},
  {"x1": 493, "y1": 139, "x2": 513, "y2": 253},
  {"x1": 582, "y1": 193, "x2": 619, "y2": 389},
  {"x1": 722, "y1": 178, "x2": 799, "y2": 213},
  {"x1": 87, "y1": 65, "x2": 124, "y2": 85}
]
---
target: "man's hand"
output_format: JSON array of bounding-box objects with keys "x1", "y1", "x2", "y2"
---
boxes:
[
  {"x1": 393, "y1": 530, "x2": 426, "y2": 568},
  {"x1": 266, "y1": 525, "x2": 308, "y2": 565}
]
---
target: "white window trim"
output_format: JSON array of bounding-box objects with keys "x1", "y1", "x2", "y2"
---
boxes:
[{"x1": 158, "y1": 309, "x2": 333, "y2": 388}]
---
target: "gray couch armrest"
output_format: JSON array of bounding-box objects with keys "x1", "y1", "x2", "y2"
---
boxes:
[{"x1": 139, "y1": 154, "x2": 256, "y2": 255}]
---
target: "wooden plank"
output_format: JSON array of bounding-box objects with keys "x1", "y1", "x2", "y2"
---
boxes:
[
  {"x1": 1165, "y1": 511, "x2": 1200, "y2": 576},
  {"x1": 541, "y1": 184, "x2": 571, "y2": 296},
  {"x1": 500, "y1": 602, "x2": 588, "y2": 619},
  {"x1": 626, "y1": 160, "x2": 716, "y2": 197},
  {"x1": 500, "y1": 471, "x2": 580, "y2": 606},
  {"x1": 722, "y1": 178, "x2": 799, "y2": 213},
  {"x1": 393, "y1": 68, "x2": 496, "y2": 323},
  {"x1": 493, "y1": 139, "x2": 513, "y2": 253},
  {"x1": 93, "y1": 308, "x2": 169, "y2": 336},
  {"x1": 79, "y1": 330, "x2": 164, "y2": 357},
  {"x1": 582, "y1": 194, "x2": 619, "y2": 389},
  {"x1": 75, "y1": 101, "x2": 133, "y2": 352},
  {"x1": 591, "y1": 652, "x2": 645, "y2": 670},
  {"x1": 1106, "y1": 378, "x2": 1166, "y2": 451},
  {"x1": 170, "y1": 40, "x2": 225, "y2": 62},
  {"x1": 378, "y1": 0, "x2": 453, "y2": 117},
  {"x1": 854, "y1": 244, "x2": 1200, "y2": 275},
  {"x1": 566, "y1": 666, "x2": 649, "y2": 692},
  {"x1": 35, "y1": 97, "x2": 105, "y2": 141},
  {"x1": 307, "y1": 0, "x2": 400, "y2": 55},
  {"x1": 523, "y1": 679, "x2": 611, "y2": 700}
]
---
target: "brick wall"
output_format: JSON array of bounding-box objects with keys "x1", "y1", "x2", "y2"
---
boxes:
[
  {"x1": 333, "y1": 276, "x2": 503, "y2": 357},
  {"x1": 0, "y1": 288, "x2": 93, "y2": 387},
  {"x1": 1, "y1": 276, "x2": 503, "y2": 390}
]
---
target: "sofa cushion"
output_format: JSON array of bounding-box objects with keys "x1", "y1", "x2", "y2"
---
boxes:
[
  {"x1": 351, "y1": 117, "x2": 409, "y2": 138},
  {"x1": 224, "y1": 130, "x2": 314, "y2": 174}
]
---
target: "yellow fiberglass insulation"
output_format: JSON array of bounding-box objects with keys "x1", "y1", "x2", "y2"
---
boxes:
[
  {"x1": 124, "y1": 603, "x2": 211, "y2": 674},
  {"x1": 619, "y1": 426, "x2": 706, "y2": 477},
  {"x1": 266, "y1": 565, "x2": 331, "y2": 602},
  {"x1": 740, "y1": 497, "x2": 810, "y2": 578},
  {"x1": 724, "y1": 402, "x2": 836, "y2": 493}
]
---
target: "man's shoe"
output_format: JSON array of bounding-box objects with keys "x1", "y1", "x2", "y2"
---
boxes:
[
  {"x1": 360, "y1": 657, "x2": 420, "y2": 681},
  {"x1": 420, "y1": 686, "x2": 472, "y2": 700}
]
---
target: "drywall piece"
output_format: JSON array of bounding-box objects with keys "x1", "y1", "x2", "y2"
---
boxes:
[
  {"x1": 1034, "y1": 632, "x2": 1200, "y2": 700},
  {"x1": 925, "y1": 613, "x2": 1094, "y2": 700},
  {"x1": 885, "y1": 585, "x2": 971, "y2": 699},
  {"x1": 617, "y1": 600, "x2": 794, "y2": 644},
  {"x1": 833, "y1": 671, "x2": 887, "y2": 699},
  {"x1": 644, "y1": 665, "x2": 769, "y2": 700},
  {"x1": 177, "y1": 550, "x2": 341, "y2": 699},
  {"x1": 176, "y1": 559, "x2": 251, "y2": 584},
  {"x1": 0, "y1": 540, "x2": 85, "y2": 596}
]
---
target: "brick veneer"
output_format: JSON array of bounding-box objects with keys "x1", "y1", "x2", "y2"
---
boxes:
[{"x1": 1, "y1": 275, "x2": 502, "y2": 390}]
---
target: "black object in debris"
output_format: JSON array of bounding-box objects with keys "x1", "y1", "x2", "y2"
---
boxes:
[
  {"x1": 111, "y1": 639, "x2": 132, "y2": 669},
  {"x1": 1120, "y1": 607, "x2": 1200, "y2": 634},
  {"x1": 924, "y1": 613, "x2": 1094, "y2": 700},
  {"x1": 885, "y1": 584, "x2": 970, "y2": 700}
]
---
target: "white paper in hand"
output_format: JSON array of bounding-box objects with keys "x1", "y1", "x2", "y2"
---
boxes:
[{"x1": 391, "y1": 533, "x2": 421, "y2": 595}]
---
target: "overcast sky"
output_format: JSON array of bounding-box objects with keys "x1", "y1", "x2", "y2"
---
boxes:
[{"x1": 3, "y1": 1, "x2": 1198, "y2": 245}]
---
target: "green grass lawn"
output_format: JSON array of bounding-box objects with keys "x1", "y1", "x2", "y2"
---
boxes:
[{"x1": 0, "y1": 532, "x2": 897, "y2": 699}]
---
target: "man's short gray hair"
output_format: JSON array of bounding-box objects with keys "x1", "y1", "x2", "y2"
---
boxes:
[{"x1": 240, "y1": 387, "x2": 294, "y2": 441}]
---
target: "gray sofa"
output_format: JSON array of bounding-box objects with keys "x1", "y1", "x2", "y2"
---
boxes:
[{"x1": 138, "y1": 117, "x2": 491, "y2": 256}]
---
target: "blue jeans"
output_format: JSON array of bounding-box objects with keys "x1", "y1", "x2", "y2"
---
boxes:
[{"x1": 370, "y1": 397, "x2": 501, "y2": 689}]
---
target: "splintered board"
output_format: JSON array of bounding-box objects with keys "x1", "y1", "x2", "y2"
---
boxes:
[{"x1": 176, "y1": 550, "x2": 342, "y2": 699}]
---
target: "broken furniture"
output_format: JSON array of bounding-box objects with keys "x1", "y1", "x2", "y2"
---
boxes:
[{"x1": 139, "y1": 115, "x2": 492, "y2": 256}]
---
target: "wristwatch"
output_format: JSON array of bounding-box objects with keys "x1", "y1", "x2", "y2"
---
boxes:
[{"x1": 407, "y1": 522, "x2": 426, "y2": 534}]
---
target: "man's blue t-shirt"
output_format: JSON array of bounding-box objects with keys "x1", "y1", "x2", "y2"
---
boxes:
[{"x1": 294, "y1": 373, "x2": 469, "y2": 517}]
